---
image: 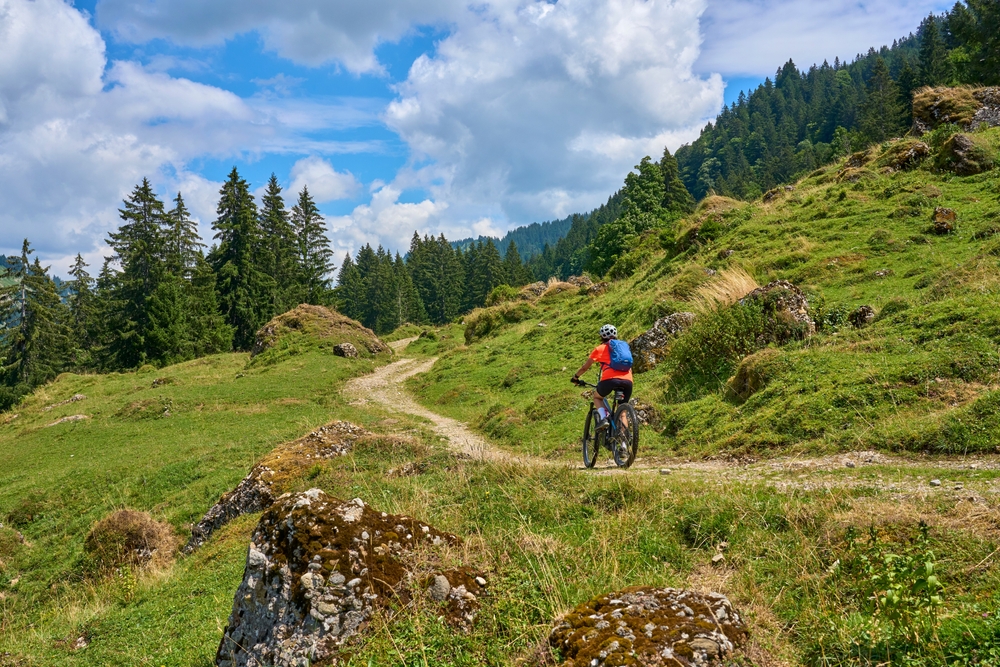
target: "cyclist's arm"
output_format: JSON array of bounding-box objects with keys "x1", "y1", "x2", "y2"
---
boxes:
[{"x1": 573, "y1": 358, "x2": 595, "y2": 379}]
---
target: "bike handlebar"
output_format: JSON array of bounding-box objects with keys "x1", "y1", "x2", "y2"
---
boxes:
[{"x1": 572, "y1": 378, "x2": 597, "y2": 389}]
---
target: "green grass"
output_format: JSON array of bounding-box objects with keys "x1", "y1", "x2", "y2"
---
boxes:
[
  {"x1": 0, "y1": 348, "x2": 389, "y2": 665},
  {"x1": 410, "y1": 129, "x2": 1000, "y2": 460}
]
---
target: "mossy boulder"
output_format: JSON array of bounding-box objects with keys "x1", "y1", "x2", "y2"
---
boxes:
[
  {"x1": 725, "y1": 347, "x2": 788, "y2": 402},
  {"x1": 250, "y1": 304, "x2": 390, "y2": 362},
  {"x1": 936, "y1": 133, "x2": 995, "y2": 175},
  {"x1": 545, "y1": 586, "x2": 746, "y2": 666},
  {"x1": 216, "y1": 489, "x2": 474, "y2": 667}
]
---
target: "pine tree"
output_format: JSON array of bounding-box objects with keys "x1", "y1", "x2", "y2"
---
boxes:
[
  {"x1": 0, "y1": 242, "x2": 72, "y2": 405},
  {"x1": 209, "y1": 167, "x2": 271, "y2": 350},
  {"x1": 393, "y1": 253, "x2": 425, "y2": 326},
  {"x1": 502, "y1": 241, "x2": 531, "y2": 287},
  {"x1": 466, "y1": 240, "x2": 505, "y2": 308},
  {"x1": 918, "y1": 15, "x2": 951, "y2": 86},
  {"x1": 166, "y1": 192, "x2": 204, "y2": 278},
  {"x1": 259, "y1": 174, "x2": 297, "y2": 311},
  {"x1": 859, "y1": 57, "x2": 905, "y2": 144},
  {"x1": 145, "y1": 273, "x2": 191, "y2": 365},
  {"x1": 107, "y1": 178, "x2": 169, "y2": 368},
  {"x1": 335, "y1": 252, "x2": 364, "y2": 322},
  {"x1": 290, "y1": 186, "x2": 334, "y2": 305},
  {"x1": 187, "y1": 254, "x2": 233, "y2": 356},
  {"x1": 67, "y1": 254, "x2": 95, "y2": 364},
  {"x1": 659, "y1": 148, "x2": 695, "y2": 216}
]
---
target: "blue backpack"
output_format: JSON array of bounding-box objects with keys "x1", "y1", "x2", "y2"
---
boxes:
[{"x1": 607, "y1": 339, "x2": 633, "y2": 372}]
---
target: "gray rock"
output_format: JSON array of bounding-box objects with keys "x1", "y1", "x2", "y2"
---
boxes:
[
  {"x1": 629, "y1": 312, "x2": 696, "y2": 373},
  {"x1": 690, "y1": 637, "x2": 721, "y2": 656},
  {"x1": 849, "y1": 306, "x2": 876, "y2": 328},
  {"x1": 428, "y1": 575, "x2": 451, "y2": 601},
  {"x1": 215, "y1": 489, "x2": 460, "y2": 667},
  {"x1": 740, "y1": 281, "x2": 816, "y2": 337},
  {"x1": 333, "y1": 342, "x2": 359, "y2": 358},
  {"x1": 930, "y1": 479, "x2": 942, "y2": 487}
]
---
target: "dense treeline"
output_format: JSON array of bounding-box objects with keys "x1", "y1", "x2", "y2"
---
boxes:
[
  {"x1": 334, "y1": 234, "x2": 534, "y2": 333},
  {"x1": 0, "y1": 169, "x2": 334, "y2": 408},
  {"x1": 675, "y1": 2, "x2": 1000, "y2": 200},
  {"x1": 452, "y1": 215, "x2": 575, "y2": 259}
]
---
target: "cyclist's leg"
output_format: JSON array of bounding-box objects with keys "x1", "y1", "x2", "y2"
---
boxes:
[{"x1": 611, "y1": 380, "x2": 633, "y2": 426}]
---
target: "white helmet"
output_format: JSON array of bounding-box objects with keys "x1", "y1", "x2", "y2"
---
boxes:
[{"x1": 599, "y1": 324, "x2": 617, "y2": 340}]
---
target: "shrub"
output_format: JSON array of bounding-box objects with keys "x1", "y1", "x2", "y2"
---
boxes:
[
  {"x1": 485, "y1": 284, "x2": 520, "y2": 307},
  {"x1": 84, "y1": 509, "x2": 179, "y2": 572},
  {"x1": 669, "y1": 300, "x2": 768, "y2": 388},
  {"x1": 876, "y1": 298, "x2": 910, "y2": 321},
  {"x1": 724, "y1": 348, "x2": 788, "y2": 402},
  {"x1": 464, "y1": 301, "x2": 537, "y2": 343},
  {"x1": 6, "y1": 491, "x2": 47, "y2": 527}
]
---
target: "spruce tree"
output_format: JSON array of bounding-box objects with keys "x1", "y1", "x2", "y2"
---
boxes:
[
  {"x1": 659, "y1": 148, "x2": 695, "y2": 216},
  {"x1": 466, "y1": 240, "x2": 505, "y2": 308},
  {"x1": 187, "y1": 254, "x2": 233, "y2": 356},
  {"x1": 145, "y1": 273, "x2": 191, "y2": 365},
  {"x1": 859, "y1": 57, "x2": 905, "y2": 144},
  {"x1": 166, "y1": 192, "x2": 204, "y2": 278},
  {"x1": 260, "y1": 174, "x2": 297, "y2": 310},
  {"x1": 107, "y1": 178, "x2": 169, "y2": 368},
  {"x1": 209, "y1": 167, "x2": 270, "y2": 350},
  {"x1": 502, "y1": 241, "x2": 531, "y2": 287},
  {"x1": 0, "y1": 242, "x2": 72, "y2": 405},
  {"x1": 67, "y1": 254, "x2": 95, "y2": 364},
  {"x1": 290, "y1": 186, "x2": 334, "y2": 305},
  {"x1": 918, "y1": 15, "x2": 951, "y2": 86},
  {"x1": 335, "y1": 253, "x2": 364, "y2": 322},
  {"x1": 393, "y1": 252, "x2": 425, "y2": 326}
]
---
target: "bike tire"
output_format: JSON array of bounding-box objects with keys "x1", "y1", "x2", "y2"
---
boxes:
[
  {"x1": 612, "y1": 403, "x2": 639, "y2": 468},
  {"x1": 582, "y1": 410, "x2": 600, "y2": 469}
]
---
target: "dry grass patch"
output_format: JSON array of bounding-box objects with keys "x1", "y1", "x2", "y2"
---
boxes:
[
  {"x1": 913, "y1": 86, "x2": 982, "y2": 129},
  {"x1": 84, "y1": 509, "x2": 179, "y2": 572},
  {"x1": 691, "y1": 267, "x2": 760, "y2": 313}
]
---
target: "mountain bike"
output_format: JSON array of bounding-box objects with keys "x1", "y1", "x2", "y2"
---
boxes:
[{"x1": 572, "y1": 379, "x2": 639, "y2": 469}]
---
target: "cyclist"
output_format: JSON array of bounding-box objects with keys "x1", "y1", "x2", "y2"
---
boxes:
[{"x1": 571, "y1": 324, "x2": 633, "y2": 429}]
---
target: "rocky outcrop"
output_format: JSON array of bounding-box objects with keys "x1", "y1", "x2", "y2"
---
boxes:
[
  {"x1": 583, "y1": 282, "x2": 608, "y2": 296},
  {"x1": 849, "y1": 305, "x2": 876, "y2": 328},
  {"x1": 215, "y1": 489, "x2": 475, "y2": 667},
  {"x1": 566, "y1": 276, "x2": 594, "y2": 289},
  {"x1": 913, "y1": 86, "x2": 1000, "y2": 133},
  {"x1": 251, "y1": 305, "x2": 389, "y2": 359},
  {"x1": 521, "y1": 282, "x2": 547, "y2": 298},
  {"x1": 629, "y1": 313, "x2": 696, "y2": 373},
  {"x1": 740, "y1": 280, "x2": 815, "y2": 338},
  {"x1": 333, "y1": 343, "x2": 358, "y2": 358},
  {"x1": 546, "y1": 587, "x2": 746, "y2": 667},
  {"x1": 936, "y1": 133, "x2": 995, "y2": 175},
  {"x1": 932, "y1": 207, "x2": 957, "y2": 234},
  {"x1": 184, "y1": 422, "x2": 370, "y2": 554}
]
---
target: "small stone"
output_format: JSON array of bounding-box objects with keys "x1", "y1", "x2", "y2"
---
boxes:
[
  {"x1": 954, "y1": 484, "x2": 964, "y2": 490},
  {"x1": 333, "y1": 342, "x2": 359, "y2": 358},
  {"x1": 711, "y1": 553, "x2": 725, "y2": 565},
  {"x1": 930, "y1": 479, "x2": 942, "y2": 487},
  {"x1": 346, "y1": 578, "x2": 362, "y2": 589},
  {"x1": 428, "y1": 574, "x2": 451, "y2": 601},
  {"x1": 845, "y1": 461, "x2": 856, "y2": 468},
  {"x1": 689, "y1": 637, "x2": 720, "y2": 656},
  {"x1": 659, "y1": 468, "x2": 672, "y2": 475},
  {"x1": 475, "y1": 576, "x2": 487, "y2": 587}
]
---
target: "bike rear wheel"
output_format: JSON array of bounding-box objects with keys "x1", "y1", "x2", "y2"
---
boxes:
[
  {"x1": 612, "y1": 403, "x2": 639, "y2": 468},
  {"x1": 582, "y1": 409, "x2": 600, "y2": 469}
]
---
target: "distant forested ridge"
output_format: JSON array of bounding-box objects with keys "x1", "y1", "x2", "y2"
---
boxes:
[
  {"x1": 451, "y1": 215, "x2": 575, "y2": 259},
  {"x1": 675, "y1": 3, "x2": 1000, "y2": 200}
]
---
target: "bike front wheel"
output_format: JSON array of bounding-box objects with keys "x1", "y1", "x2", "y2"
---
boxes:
[
  {"x1": 582, "y1": 409, "x2": 600, "y2": 469},
  {"x1": 612, "y1": 403, "x2": 639, "y2": 468}
]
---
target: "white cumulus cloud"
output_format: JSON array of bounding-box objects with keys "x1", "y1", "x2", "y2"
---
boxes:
[
  {"x1": 382, "y1": 0, "x2": 723, "y2": 238},
  {"x1": 289, "y1": 157, "x2": 361, "y2": 203},
  {"x1": 95, "y1": 0, "x2": 469, "y2": 73}
]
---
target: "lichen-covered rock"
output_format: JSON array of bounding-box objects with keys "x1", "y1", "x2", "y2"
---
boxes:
[
  {"x1": 566, "y1": 276, "x2": 594, "y2": 289},
  {"x1": 185, "y1": 422, "x2": 371, "y2": 554},
  {"x1": 912, "y1": 86, "x2": 1000, "y2": 133},
  {"x1": 876, "y1": 139, "x2": 930, "y2": 172},
  {"x1": 547, "y1": 587, "x2": 747, "y2": 667},
  {"x1": 250, "y1": 305, "x2": 389, "y2": 359},
  {"x1": 216, "y1": 489, "x2": 465, "y2": 667},
  {"x1": 849, "y1": 305, "x2": 876, "y2": 328},
  {"x1": 936, "y1": 133, "x2": 995, "y2": 176},
  {"x1": 631, "y1": 400, "x2": 661, "y2": 427},
  {"x1": 629, "y1": 313, "x2": 696, "y2": 373},
  {"x1": 521, "y1": 281, "x2": 547, "y2": 298},
  {"x1": 932, "y1": 207, "x2": 957, "y2": 234},
  {"x1": 584, "y1": 282, "x2": 609, "y2": 296},
  {"x1": 740, "y1": 280, "x2": 815, "y2": 338},
  {"x1": 333, "y1": 343, "x2": 358, "y2": 358}
]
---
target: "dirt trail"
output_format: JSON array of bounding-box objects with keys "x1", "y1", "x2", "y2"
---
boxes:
[
  {"x1": 350, "y1": 338, "x2": 1000, "y2": 493},
  {"x1": 346, "y1": 338, "x2": 528, "y2": 464}
]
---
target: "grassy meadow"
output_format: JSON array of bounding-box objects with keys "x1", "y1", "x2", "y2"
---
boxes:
[{"x1": 1, "y1": 127, "x2": 1000, "y2": 666}]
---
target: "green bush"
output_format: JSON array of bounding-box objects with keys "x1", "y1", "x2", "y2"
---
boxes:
[
  {"x1": 464, "y1": 301, "x2": 537, "y2": 343},
  {"x1": 877, "y1": 298, "x2": 911, "y2": 321},
  {"x1": 485, "y1": 284, "x2": 520, "y2": 307}
]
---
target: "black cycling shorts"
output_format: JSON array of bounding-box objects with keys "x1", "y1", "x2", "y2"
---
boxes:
[{"x1": 596, "y1": 378, "x2": 633, "y2": 402}]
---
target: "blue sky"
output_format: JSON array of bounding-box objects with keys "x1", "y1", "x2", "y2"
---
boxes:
[{"x1": 0, "y1": 0, "x2": 954, "y2": 275}]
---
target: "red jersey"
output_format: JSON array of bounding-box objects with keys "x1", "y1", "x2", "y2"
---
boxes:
[{"x1": 590, "y1": 342, "x2": 633, "y2": 382}]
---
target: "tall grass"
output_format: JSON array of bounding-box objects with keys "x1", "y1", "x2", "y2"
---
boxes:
[{"x1": 691, "y1": 267, "x2": 760, "y2": 313}]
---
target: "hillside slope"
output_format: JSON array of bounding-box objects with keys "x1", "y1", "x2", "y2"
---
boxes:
[{"x1": 411, "y1": 125, "x2": 1000, "y2": 460}]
